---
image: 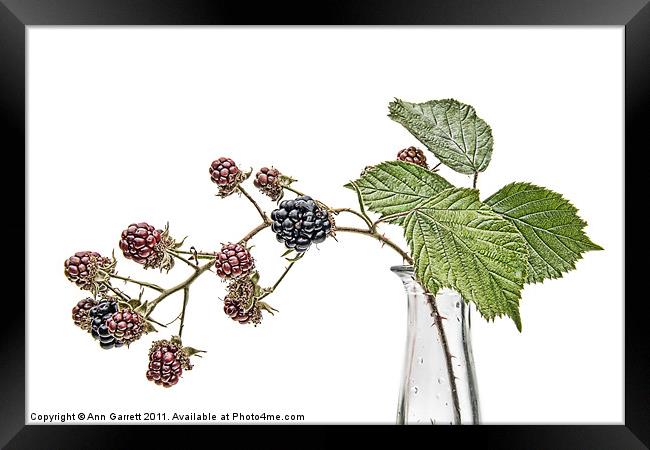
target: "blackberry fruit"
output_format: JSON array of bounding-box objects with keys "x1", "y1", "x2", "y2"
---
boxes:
[
  {"x1": 253, "y1": 166, "x2": 283, "y2": 201},
  {"x1": 106, "y1": 307, "x2": 145, "y2": 346},
  {"x1": 64, "y1": 251, "x2": 115, "y2": 294},
  {"x1": 214, "y1": 243, "x2": 255, "y2": 280},
  {"x1": 222, "y1": 277, "x2": 262, "y2": 325},
  {"x1": 397, "y1": 146, "x2": 428, "y2": 168},
  {"x1": 146, "y1": 339, "x2": 192, "y2": 388},
  {"x1": 209, "y1": 157, "x2": 245, "y2": 196},
  {"x1": 271, "y1": 196, "x2": 333, "y2": 252},
  {"x1": 72, "y1": 298, "x2": 97, "y2": 331},
  {"x1": 89, "y1": 298, "x2": 124, "y2": 350},
  {"x1": 224, "y1": 297, "x2": 262, "y2": 325},
  {"x1": 119, "y1": 222, "x2": 176, "y2": 271}
]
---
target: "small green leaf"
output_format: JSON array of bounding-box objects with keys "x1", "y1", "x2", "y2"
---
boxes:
[
  {"x1": 388, "y1": 98, "x2": 493, "y2": 175},
  {"x1": 484, "y1": 182, "x2": 602, "y2": 284},
  {"x1": 345, "y1": 161, "x2": 452, "y2": 216}
]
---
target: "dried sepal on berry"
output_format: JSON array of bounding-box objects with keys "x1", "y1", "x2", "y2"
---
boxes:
[
  {"x1": 222, "y1": 275, "x2": 277, "y2": 326},
  {"x1": 64, "y1": 251, "x2": 117, "y2": 294},
  {"x1": 119, "y1": 222, "x2": 181, "y2": 272}
]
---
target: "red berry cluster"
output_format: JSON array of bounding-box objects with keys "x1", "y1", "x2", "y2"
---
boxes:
[
  {"x1": 254, "y1": 166, "x2": 283, "y2": 201},
  {"x1": 64, "y1": 251, "x2": 115, "y2": 294},
  {"x1": 146, "y1": 340, "x2": 192, "y2": 388},
  {"x1": 119, "y1": 222, "x2": 176, "y2": 271},
  {"x1": 214, "y1": 243, "x2": 255, "y2": 280},
  {"x1": 210, "y1": 157, "x2": 245, "y2": 196},
  {"x1": 397, "y1": 146, "x2": 428, "y2": 168},
  {"x1": 106, "y1": 307, "x2": 145, "y2": 346},
  {"x1": 222, "y1": 277, "x2": 263, "y2": 325},
  {"x1": 71, "y1": 298, "x2": 97, "y2": 331}
]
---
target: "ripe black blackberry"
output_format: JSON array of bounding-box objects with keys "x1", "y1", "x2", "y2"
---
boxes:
[
  {"x1": 89, "y1": 298, "x2": 124, "y2": 350},
  {"x1": 271, "y1": 196, "x2": 332, "y2": 252}
]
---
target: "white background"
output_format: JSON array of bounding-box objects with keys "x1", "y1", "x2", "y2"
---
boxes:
[{"x1": 27, "y1": 27, "x2": 623, "y2": 424}]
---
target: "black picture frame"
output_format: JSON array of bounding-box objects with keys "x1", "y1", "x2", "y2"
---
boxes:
[{"x1": 3, "y1": 1, "x2": 646, "y2": 448}]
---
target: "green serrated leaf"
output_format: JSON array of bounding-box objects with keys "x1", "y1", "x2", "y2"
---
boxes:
[
  {"x1": 388, "y1": 187, "x2": 528, "y2": 330},
  {"x1": 345, "y1": 161, "x2": 452, "y2": 216},
  {"x1": 484, "y1": 182, "x2": 602, "y2": 284},
  {"x1": 388, "y1": 98, "x2": 493, "y2": 175}
]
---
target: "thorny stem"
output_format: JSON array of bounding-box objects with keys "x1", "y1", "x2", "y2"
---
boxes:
[
  {"x1": 163, "y1": 312, "x2": 183, "y2": 326},
  {"x1": 283, "y1": 185, "x2": 305, "y2": 196},
  {"x1": 146, "y1": 316, "x2": 168, "y2": 328},
  {"x1": 145, "y1": 259, "x2": 215, "y2": 317},
  {"x1": 239, "y1": 222, "x2": 271, "y2": 244},
  {"x1": 426, "y1": 292, "x2": 462, "y2": 424},
  {"x1": 332, "y1": 208, "x2": 373, "y2": 229},
  {"x1": 335, "y1": 226, "x2": 413, "y2": 264},
  {"x1": 110, "y1": 274, "x2": 164, "y2": 292},
  {"x1": 102, "y1": 282, "x2": 130, "y2": 302},
  {"x1": 178, "y1": 287, "x2": 190, "y2": 338},
  {"x1": 348, "y1": 181, "x2": 374, "y2": 229},
  {"x1": 169, "y1": 251, "x2": 198, "y2": 269},
  {"x1": 258, "y1": 260, "x2": 298, "y2": 300},
  {"x1": 173, "y1": 249, "x2": 215, "y2": 260},
  {"x1": 372, "y1": 210, "x2": 410, "y2": 228},
  {"x1": 238, "y1": 186, "x2": 270, "y2": 223}
]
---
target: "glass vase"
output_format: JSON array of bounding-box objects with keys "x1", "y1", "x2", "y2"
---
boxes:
[{"x1": 392, "y1": 265, "x2": 480, "y2": 425}]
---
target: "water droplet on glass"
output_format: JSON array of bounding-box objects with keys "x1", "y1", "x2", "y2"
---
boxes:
[
  {"x1": 437, "y1": 378, "x2": 441, "y2": 384},
  {"x1": 445, "y1": 402, "x2": 448, "y2": 406},
  {"x1": 412, "y1": 386, "x2": 419, "y2": 394},
  {"x1": 455, "y1": 301, "x2": 460, "y2": 308},
  {"x1": 418, "y1": 357, "x2": 424, "y2": 365}
]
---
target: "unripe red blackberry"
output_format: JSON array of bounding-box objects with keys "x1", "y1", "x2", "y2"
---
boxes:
[
  {"x1": 119, "y1": 222, "x2": 176, "y2": 271},
  {"x1": 64, "y1": 251, "x2": 116, "y2": 294},
  {"x1": 209, "y1": 157, "x2": 245, "y2": 196},
  {"x1": 397, "y1": 146, "x2": 428, "y2": 168},
  {"x1": 222, "y1": 277, "x2": 262, "y2": 325},
  {"x1": 224, "y1": 297, "x2": 262, "y2": 325},
  {"x1": 71, "y1": 298, "x2": 97, "y2": 331},
  {"x1": 106, "y1": 307, "x2": 145, "y2": 346},
  {"x1": 253, "y1": 166, "x2": 283, "y2": 201},
  {"x1": 214, "y1": 243, "x2": 255, "y2": 280},
  {"x1": 146, "y1": 339, "x2": 192, "y2": 388}
]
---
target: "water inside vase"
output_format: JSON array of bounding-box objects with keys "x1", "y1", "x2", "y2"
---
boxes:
[{"x1": 392, "y1": 266, "x2": 480, "y2": 425}]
